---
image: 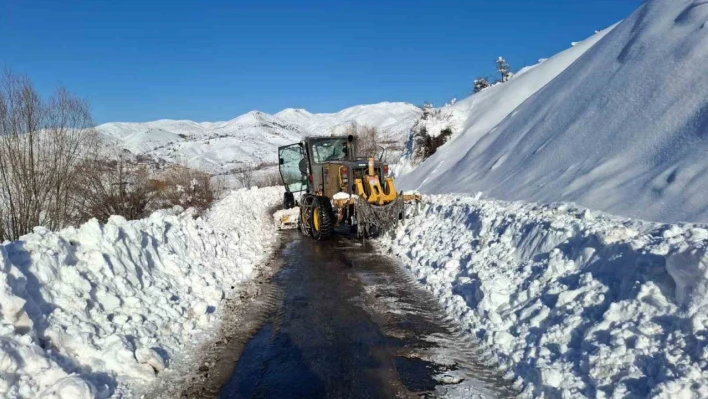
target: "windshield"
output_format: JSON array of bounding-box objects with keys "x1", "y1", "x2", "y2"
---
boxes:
[{"x1": 312, "y1": 138, "x2": 348, "y2": 163}]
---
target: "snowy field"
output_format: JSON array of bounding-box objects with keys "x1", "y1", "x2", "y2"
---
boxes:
[
  {"x1": 0, "y1": 187, "x2": 282, "y2": 399},
  {"x1": 380, "y1": 195, "x2": 708, "y2": 398}
]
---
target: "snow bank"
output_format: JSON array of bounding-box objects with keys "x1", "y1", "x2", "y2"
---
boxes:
[
  {"x1": 0, "y1": 187, "x2": 282, "y2": 398},
  {"x1": 380, "y1": 195, "x2": 708, "y2": 398},
  {"x1": 400, "y1": 0, "x2": 708, "y2": 224}
]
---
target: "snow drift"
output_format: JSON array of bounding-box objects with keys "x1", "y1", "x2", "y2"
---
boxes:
[
  {"x1": 0, "y1": 187, "x2": 282, "y2": 398},
  {"x1": 381, "y1": 195, "x2": 708, "y2": 398},
  {"x1": 400, "y1": 0, "x2": 708, "y2": 224}
]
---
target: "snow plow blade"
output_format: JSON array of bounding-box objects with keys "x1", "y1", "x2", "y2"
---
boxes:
[
  {"x1": 402, "y1": 192, "x2": 422, "y2": 203},
  {"x1": 355, "y1": 195, "x2": 404, "y2": 234},
  {"x1": 274, "y1": 208, "x2": 299, "y2": 230},
  {"x1": 355, "y1": 190, "x2": 421, "y2": 235},
  {"x1": 355, "y1": 192, "x2": 423, "y2": 234}
]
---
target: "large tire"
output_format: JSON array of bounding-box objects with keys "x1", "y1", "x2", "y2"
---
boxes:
[
  {"x1": 365, "y1": 224, "x2": 382, "y2": 238},
  {"x1": 307, "y1": 196, "x2": 334, "y2": 240},
  {"x1": 284, "y1": 192, "x2": 295, "y2": 209}
]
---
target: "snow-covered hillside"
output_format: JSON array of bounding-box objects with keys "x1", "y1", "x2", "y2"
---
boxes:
[
  {"x1": 396, "y1": 27, "x2": 610, "y2": 179},
  {"x1": 98, "y1": 102, "x2": 421, "y2": 174},
  {"x1": 394, "y1": 26, "x2": 615, "y2": 177},
  {"x1": 0, "y1": 188, "x2": 282, "y2": 398},
  {"x1": 399, "y1": 0, "x2": 708, "y2": 224},
  {"x1": 397, "y1": 23, "x2": 612, "y2": 181}
]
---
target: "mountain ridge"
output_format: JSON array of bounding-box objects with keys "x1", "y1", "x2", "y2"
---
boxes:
[{"x1": 97, "y1": 101, "x2": 421, "y2": 174}]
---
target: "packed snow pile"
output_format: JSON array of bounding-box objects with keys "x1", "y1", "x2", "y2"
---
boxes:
[
  {"x1": 380, "y1": 195, "x2": 708, "y2": 398},
  {"x1": 399, "y1": 0, "x2": 708, "y2": 224},
  {"x1": 0, "y1": 187, "x2": 282, "y2": 398},
  {"x1": 98, "y1": 102, "x2": 421, "y2": 175}
]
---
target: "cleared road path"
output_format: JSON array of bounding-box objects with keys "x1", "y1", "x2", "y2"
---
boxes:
[{"x1": 218, "y1": 230, "x2": 516, "y2": 399}]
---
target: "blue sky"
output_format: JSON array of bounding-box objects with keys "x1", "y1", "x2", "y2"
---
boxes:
[{"x1": 1, "y1": 0, "x2": 640, "y2": 124}]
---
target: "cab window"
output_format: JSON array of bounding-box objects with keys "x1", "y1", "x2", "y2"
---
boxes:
[
  {"x1": 312, "y1": 139, "x2": 348, "y2": 163},
  {"x1": 278, "y1": 144, "x2": 306, "y2": 192}
]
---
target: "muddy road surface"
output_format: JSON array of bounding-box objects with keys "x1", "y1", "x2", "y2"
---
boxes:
[{"x1": 218, "y1": 230, "x2": 516, "y2": 399}]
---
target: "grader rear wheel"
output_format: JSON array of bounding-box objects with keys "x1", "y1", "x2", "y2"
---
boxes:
[{"x1": 307, "y1": 196, "x2": 334, "y2": 240}]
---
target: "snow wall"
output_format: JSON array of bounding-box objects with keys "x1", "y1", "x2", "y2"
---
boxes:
[
  {"x1": 0, "y1": 187, "x2": 282, "y2": 399},
  {"x1": 380, "y1": 195, "x2": 708, "y2": 398}
]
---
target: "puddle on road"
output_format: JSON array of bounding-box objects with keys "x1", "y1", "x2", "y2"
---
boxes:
[
  {"x1": 394, "y1": 356, "x2": 444, "y2": 393},
  {"x1": 222, "y1": 322, "x2": 326, "y2": 399},
  {"x1": 219, "y1": 231, "x2": 516, "y2": 399}
]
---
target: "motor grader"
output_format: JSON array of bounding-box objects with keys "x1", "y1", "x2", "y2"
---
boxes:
[{"x1": 278, "y1": 134, "x2": 415, "y2": 240}]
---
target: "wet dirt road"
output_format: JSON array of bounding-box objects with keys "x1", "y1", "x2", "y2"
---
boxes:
[{"x1": 218, "y1": 230, "x2": 516, "y2": 399}]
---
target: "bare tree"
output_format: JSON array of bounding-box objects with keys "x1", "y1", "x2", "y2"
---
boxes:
[
  {"x1": 71, "y1": 152, "x2": 155, "y2": 224},
  {"x1": 254, "y1": 170, "x2": 282, "y2": 188},
  {"x1": 0, "y1": 70, "x2": 98, "y2": 241},
  {"x1": 153, "y1": 164, "x2": 223, "y2": 214},
  {"x1": 73, "y1": 151, "x2": 225, "y2": 223},
  {"x1": 235, "y1": 167, "x2": 254, "y2": 189},
  {"x1": 345, "y1": 124, "x2": 380, "y2": 159}
]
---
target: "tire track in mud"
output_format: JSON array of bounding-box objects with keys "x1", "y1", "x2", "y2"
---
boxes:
[
  {"x1": 347, "y1": 248, "x2": 517, "y2": 398},
  {"x1": 147, "y1": 236, "x2": 289, "y2": 399},
  {"x1": 215, "y1": 231, "x2": 517, "y2": 399}
]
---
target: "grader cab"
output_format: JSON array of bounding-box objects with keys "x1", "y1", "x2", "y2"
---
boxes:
[{"x1": 278, "y1": 135, "x2": 413, "y2": 240}]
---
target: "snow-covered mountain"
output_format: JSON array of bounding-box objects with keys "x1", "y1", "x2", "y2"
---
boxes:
[
  {"x1": 98, "y1": 102, "x2": 421, "y2": 174},
  {"x1": 275, "y1": 101, "x2": 421, "y2": 142},
  {"x1": 399, "y1": 0, "x2": 708, "y2": 224}
]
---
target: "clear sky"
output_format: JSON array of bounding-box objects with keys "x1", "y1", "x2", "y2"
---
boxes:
[{"x1": 1, "y1": 0, "x2": 641, "y2": 124}]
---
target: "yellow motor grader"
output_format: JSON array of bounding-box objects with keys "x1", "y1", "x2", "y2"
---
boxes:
[{"x1": 278, "y1": 135, "x2": 418, "y2": 240}]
